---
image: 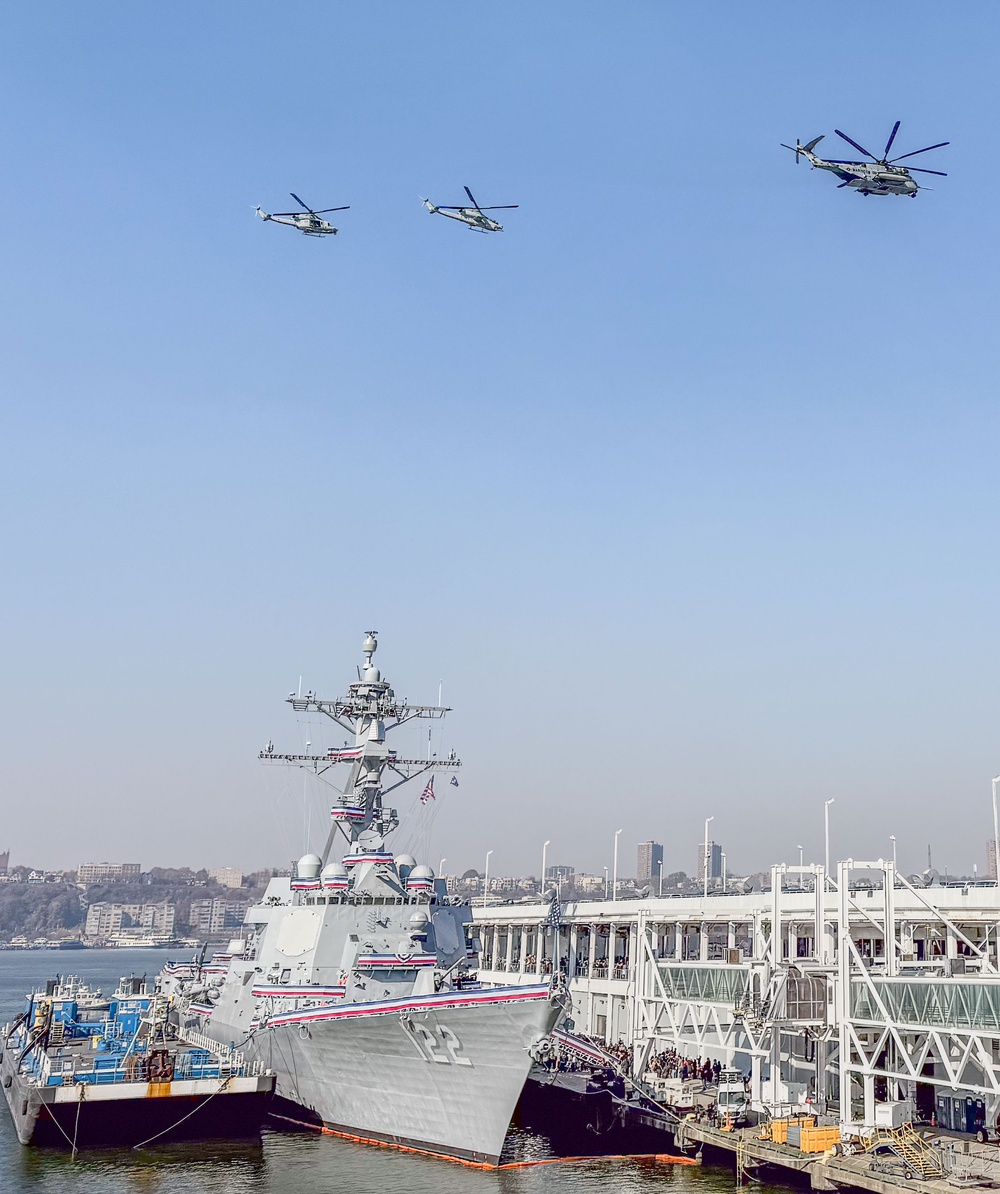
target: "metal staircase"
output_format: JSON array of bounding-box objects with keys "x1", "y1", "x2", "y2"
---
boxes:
[{"x1": 869, "y1": 1125, "x2": 946, "y2": 1179}]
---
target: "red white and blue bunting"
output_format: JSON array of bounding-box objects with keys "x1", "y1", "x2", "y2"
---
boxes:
[
  {"x1": 355, "y1": 953, "x2": 436, "y2": 970},
  {"x1": 264, "y1": 983, "x2": 551, "y2": 1027},
  {"x1": 252, "y1": 983, "x2": 346, "y2": 999}
]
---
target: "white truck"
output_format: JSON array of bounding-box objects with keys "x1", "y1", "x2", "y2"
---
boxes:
[{"x1": 715, "y1": 1069, "x2": 750, "y2": 1126}]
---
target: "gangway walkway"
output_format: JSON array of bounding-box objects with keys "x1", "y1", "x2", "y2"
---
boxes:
[{"x1": 868, "y1": 1125, "x2": 946, "y2": 1180}]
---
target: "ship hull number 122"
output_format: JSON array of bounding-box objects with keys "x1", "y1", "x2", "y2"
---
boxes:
[{"x1": 403, "y1": 1021, "x2": 472, "y2": 1066}]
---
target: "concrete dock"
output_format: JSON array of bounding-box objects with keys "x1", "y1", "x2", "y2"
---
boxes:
[{"x1": 672, "y1": 1118, "x2": 1000, "y2": 1194}]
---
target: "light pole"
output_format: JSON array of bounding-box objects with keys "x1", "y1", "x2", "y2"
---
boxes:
[
  {"x1": 703, "y1": 816, "x2": 714, "y2": 897},
  {"x1": 613, "y1": 829, "x2": 622, "y2": 901},
  {"x1": 824, "y1": 799, "x2": 835, "y2": 886},
  {"x1": 483, "y1": 849, "x2": 493, "y2": 907},
  {"x1": 658, "y1": 859, "x2": 664, "y2": 897},
  {"x1": 889, "y1": 836, "x2": 896, "y2": 870},
  {"x1": 541, "y1": 840, "x2": 550, "y2": 896},
  {"x1": 603, "y1": 866, "x2": 609, "y2": 899},
  {"x1": 438, "y1": 857, "x2": 447, "y2": 877},
  {"x1": 797, "y1": 844, "x2": 804, "y2": 870},
  {"x1": 992, "y1": 777, "x2": 1000, "y2": 887}
]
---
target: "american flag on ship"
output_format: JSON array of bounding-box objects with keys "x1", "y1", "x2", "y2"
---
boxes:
[{"x1": 420, "y1": 776, "x2": 435, "y2": 805}]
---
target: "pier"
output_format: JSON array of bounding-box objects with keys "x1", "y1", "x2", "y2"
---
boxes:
[
  {"x1": 672, "y1": 1117, "x2": 1000, "y2": 1194},
  {"x1": 474, "y1": 857, "x2": 1000, "y2": 1143}
]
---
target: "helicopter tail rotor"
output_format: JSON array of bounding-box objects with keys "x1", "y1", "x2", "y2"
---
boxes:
[{"x1": 782, "y1": 135, "x2": 823, "y2": 164}]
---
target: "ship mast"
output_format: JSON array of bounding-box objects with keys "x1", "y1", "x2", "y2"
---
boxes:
[{"x1": 260, "y1": 632, "x2": 460, "y2": 865}]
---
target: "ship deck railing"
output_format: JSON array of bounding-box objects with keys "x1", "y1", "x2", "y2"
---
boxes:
[
  {"x1": 181, "y1": 1029, "x2": 267, "y2": 1078},
  {"x1": 35, "y1": 1054, "x2": 238, "y2": 1087},
  {"x1": 6, "y1": 1020, "x2": 265, "y2": 1085}
]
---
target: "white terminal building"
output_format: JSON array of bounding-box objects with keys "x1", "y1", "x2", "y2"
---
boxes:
[{"x1": 473, "y1": 857, "x2": 1000, "y2": 1135}]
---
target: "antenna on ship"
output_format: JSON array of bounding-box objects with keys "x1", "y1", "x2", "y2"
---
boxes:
[{"x1": 261, "y1": 630, "x2": 461, "y2": 871}]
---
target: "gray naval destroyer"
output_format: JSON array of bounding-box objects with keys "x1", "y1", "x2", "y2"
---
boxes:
[{"x1": 161, "y1": 632, "x2": 563, "y2": 1165}]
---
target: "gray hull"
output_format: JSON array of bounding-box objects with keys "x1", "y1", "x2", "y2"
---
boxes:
[{"x1": 207, "y1": 990, "x2": 560, "y2": 1164}]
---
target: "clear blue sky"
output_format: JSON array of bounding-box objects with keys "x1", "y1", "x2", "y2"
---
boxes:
[{"x1": 2, "y1": 3, "x2": 998, "y2": 880}]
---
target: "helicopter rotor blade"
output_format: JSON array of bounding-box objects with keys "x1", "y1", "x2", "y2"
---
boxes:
[
  {"x1": 290, "y1": 193, "x2": 315, "y2": 213},
  {"x1": 780, "y1": 142, "x2": 802, "y2": 163},
  {"x1": 888, "y1": 142, "x2": 950, "y2": 163},
  {"x1": 477, "y1": 205, "x2": 519, "y2": 210},
  {"x1": 882, "y1": 121, "x2": 901, "y2": 160},
  {"x1": 312, "y1": 206, "x2": 351, "y2": 214},
  {"x1": 834, "y1": 129, "x2": 878, "y2": 161},
  {"x1": 463, "y1": 186, "x2": 482, "y2": 211},
  {"x1": 906, "y1": 167, "x2": 948, "y2": 176}
]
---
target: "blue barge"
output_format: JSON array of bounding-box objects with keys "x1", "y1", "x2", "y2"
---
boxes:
[{"x1": 0, "y1": 974, "x2": 273, "y2": 1148}]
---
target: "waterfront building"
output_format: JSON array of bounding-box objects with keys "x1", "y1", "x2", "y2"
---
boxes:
[
  {"x1": 78, "y1": 862, "x2": 142, "y2": 885},
  {"x1": 189, "y1": 897, "x2": 248, "y2": 935},
  {"x1": 637, "y1": 841, "x2": 663, "y2": 885},
  {"x1": 0, "y1": 850, "x2": 8, "y2": 875},
  {"x1": 85, "y1": 902, "x2": 175, "y2": 940},
  {"x1": 474, "y1": 855, "x2": 1000, "y2": 1132},
  {"x1": 208, "y1": 867, "x2": 244, "y2": 889}
]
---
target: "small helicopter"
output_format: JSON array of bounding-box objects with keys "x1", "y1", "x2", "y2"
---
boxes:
[
  {"x1": 255, "y1": 193, "x2": 350, "y2": 235},
  {"x1": 422, "y1": 186, "x2": 518, "y2": 232},
  {"x1": 782, "y1": 122, "x2": 948, "y2": 197}
]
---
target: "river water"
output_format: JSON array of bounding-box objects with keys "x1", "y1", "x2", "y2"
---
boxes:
[{"x1": 0, "y1": 950, "x2": 779, "y2": 1194}]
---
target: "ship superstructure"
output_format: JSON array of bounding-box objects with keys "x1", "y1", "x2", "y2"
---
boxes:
[{"x1": 160, "y1": 633, "x2": 562, "y2": 1165}]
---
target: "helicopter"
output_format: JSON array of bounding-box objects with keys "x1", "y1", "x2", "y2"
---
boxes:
[
  {"x1": 255, "y1": 193, "x2": 350, "y2": 235},
  {"x1": 422, "y1": 186, "x2": 518, "y2": 232},
  {"x1": 781, "y1": 122, "x2": 948, "y2": 197}
]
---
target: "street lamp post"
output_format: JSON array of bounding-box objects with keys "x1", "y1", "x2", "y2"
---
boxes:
[
  {"x1": 703, "y1": 816, "x2": 714, "y2": 897},
  {"x1": 541, "y1": 840, "x2": 550, "y2": 896},
  {"x1": 889, "y1": 836, "x2": 896, "y2": 870},
  {"x1": 658, "y1": 860, "x2": 664, "y2": 897},
  {"x1": 439, "y1": 857, "x2": 447, "y2": 877},
  {"x1": 613, "y1": 829, "x2": 622, "y2": 901},
  {"x1": 824, "y1": 799, "x2": 835, "y2": 885},
  {"x1": 603, "y1": 866, "x2": 609, "y2": 900},
  {"x1": 483, "y1": 850, "x2": 493, "y2": 907},
  {"x1": 992, "y1": 777, "x2": 1000, "y2": 888},
  {"x1": 797, "y1": 844, "x2": 804, "y2": 870}
]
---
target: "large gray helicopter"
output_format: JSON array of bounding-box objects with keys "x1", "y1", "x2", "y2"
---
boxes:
[
  {"x1": 422, "y1": 186, "x2": 518, "y2": 232},
  {"x1": 256, "y1": 193, "x2": 350, "y2": 235},
  {"x1": 782, "y1": 122, "x2": 948, "y2": 197}
]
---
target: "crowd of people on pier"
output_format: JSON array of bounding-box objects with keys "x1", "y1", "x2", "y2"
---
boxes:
[{"x1": 647, "y1": 1047, "x2": 725, "y2": 1084}]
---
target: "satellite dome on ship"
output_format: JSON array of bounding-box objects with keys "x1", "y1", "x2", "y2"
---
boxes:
[
  {"x1": 394, "y1": 854, "x2": 416, "y2": 881},
  {"x1": 406, "y1": 864, "x2": 435, "y2": 892},
  {"x1": 296, "y1": 854, "x2": 322, "y2": 879},
  {"x1": 321, "y1": 862, "x2": 349, "y2": 890}
]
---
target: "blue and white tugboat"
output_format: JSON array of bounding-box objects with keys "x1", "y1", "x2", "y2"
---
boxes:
[
  {"x1": 160, "y1": 632, "x2": 564, "y2": 1166},
  {"x1": 0, "y1": 975, "x2": 272, "y2": 1148}
]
